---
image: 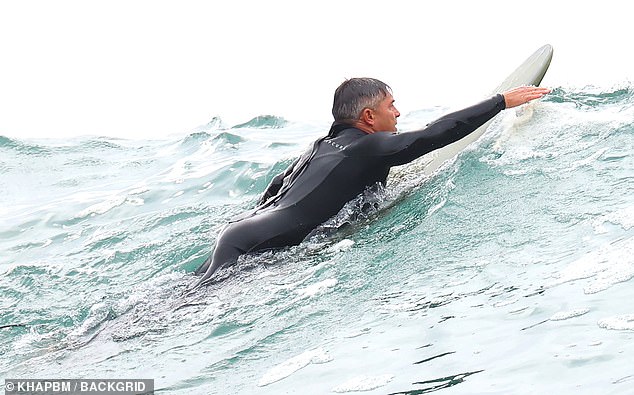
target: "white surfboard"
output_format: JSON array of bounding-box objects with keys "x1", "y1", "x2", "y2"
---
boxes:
[{"x1": 420, "y1": 44, "x2": 553, "y2": 175}]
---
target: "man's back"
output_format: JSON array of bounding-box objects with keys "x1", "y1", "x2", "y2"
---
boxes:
[{"x1": 266, "y1": 127, "x2": 391, "y2": 226}]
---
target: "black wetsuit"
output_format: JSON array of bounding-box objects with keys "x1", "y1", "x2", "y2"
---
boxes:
[{"x1": 195, "y1": 94, "x2": 506, "y2": 283}]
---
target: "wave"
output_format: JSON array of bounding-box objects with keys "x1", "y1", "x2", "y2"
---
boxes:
[
  {"x1": 203, "y1": 116, "x2": 226, "y2": 130},
  {"x1": 0, "y1": 135, "x2": 51, "y2": 156},
  {"x1": 232, "y1": 115, "x2": 288, "y2": 129},
  {"x1": 545, "y1": 84, "x2": 634, "y2": 108},
  {"x1": 0, "y1": 135, "x2": 131, "y2": 158},
  {"x1": 189, "y1": 116, "x2": 228, "y2": 135},
  {"x1": 77, "y1": 137, "x2": 126, "y2": 151},
  {"x1": 181, "y1": 131, "x2": 212, "y2": 143},
  {"x1": 0, "y1": 135, "x2": 15, "y2": 148},
  {"x1": 213, "y1": 131, "x2": 246, "y2": 145},
  {"x1": 179, "y1": 131, "x2": 247, "y2": 155}
]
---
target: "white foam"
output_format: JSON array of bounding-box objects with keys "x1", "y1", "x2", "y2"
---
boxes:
[
  {"x1": 64, "y1": 231, "x2": 82, "y2": 241},
  {"x1": 11, "y1": 326, "x2": 58, "y2": 353},
  {"x1": 126, "y1": 197, "x2": 144, "y2": 206},
  {"x1": 426, "y1": 197, "x2": 447, "y2": 216},
  {"x1": 549, "y1": 308, "x2": 590, "y2": 321},
  {"x1": 77, "y1": 195, "x2": 127, "y2": 217},
  {"x1": 585, "y1": 267, "x2": 634, "y2": 294},
  {"x1": 128, "y1": 186, "x2": 149, "y2": 195},
  {"x1": 548, "y1": 236, "x2": 634, "y2": 294},
  {"x1": 328, "y1": 239, "x2": 355, "y2": 253},
  {"x1": 197, "y1": 181, "x2": 214, "y2": 193},
  {"x1": 592, "y1": 205, "x2": 634, "y2": 234},
  {"x1": 75, "y1": 193, "x2": 146, "y2": 218},
  {"x1": 380, "y1": 302, "x2": 418, "y2": 313},
  {"x1": 69, "y1": 302, "x2": 110, "y2": 339},
  {"x1": 296, "y1": 278, "x2": 338, "y2": 298},
  {"x1": 333, "y1": 374, "x2": 395, "y2": 393},
  {"x1": 569, "y1": 147, "x2": 609, "y2": 171},
  {"x1": 489, "y1": 106, "x2": 548, "y2": 160},
  {"x1": 598, "y1": 314, "x2": 634, "y2": 331},
  {"x1": 257, "y1": 348, "x2": 332, "y2": 387}
]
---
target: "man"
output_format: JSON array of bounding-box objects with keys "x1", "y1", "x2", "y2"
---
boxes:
[{"x1": 194, "y1": 78, "x2": 549, "y2": 286}]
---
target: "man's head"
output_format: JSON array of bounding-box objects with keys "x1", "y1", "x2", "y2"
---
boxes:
[{"x1": 332, "y1": 78, "x2": 400, "y2": 133}]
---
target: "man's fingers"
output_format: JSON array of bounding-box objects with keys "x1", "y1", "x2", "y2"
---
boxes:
[{"x1": 503, "y1": 86, "x2": 551, "y2": 108}]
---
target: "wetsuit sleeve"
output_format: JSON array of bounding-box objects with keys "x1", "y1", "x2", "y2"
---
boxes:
[
  {"x1": 359, "y1": 94, "x2": 506, "y2": 166},
  {"x1": 258, "y1": 158, "x2": 300, "y2": 205}
]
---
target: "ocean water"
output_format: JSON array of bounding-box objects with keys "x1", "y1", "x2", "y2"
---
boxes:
[{"x1": 1, "y1": 86, "x2": 634, "y2": 394}]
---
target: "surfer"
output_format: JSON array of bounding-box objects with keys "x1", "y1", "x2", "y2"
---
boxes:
[{"x1": 194, "y1": 78, "x2": 549, "y2": 286}]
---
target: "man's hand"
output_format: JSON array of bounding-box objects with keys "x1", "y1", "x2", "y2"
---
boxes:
[{"x1": 502, "y1": 86, "x2": 551, "y2": 108}]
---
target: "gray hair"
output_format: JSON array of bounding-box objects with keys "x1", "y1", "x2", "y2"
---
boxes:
[{"x1": 331, "y1": 78, "x2": 392, "y2": 123}]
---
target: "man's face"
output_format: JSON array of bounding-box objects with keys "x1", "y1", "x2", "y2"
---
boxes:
[{"x1": 372, "y1": 94, "x2": 400, "y2": 132}]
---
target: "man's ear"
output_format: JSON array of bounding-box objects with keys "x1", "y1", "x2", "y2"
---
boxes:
[{"x1": 360, "y1": 108, "x2": 374, "y2": 126}]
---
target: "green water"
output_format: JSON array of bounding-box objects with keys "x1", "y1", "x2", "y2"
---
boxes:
[{"x1": 1, "y1": 87, "x2": 634, "y2": 394}]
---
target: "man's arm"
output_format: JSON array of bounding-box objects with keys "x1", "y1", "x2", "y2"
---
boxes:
[
  {"x1": 359, "y1": 94, "x2": 505, "y2": 166},
  {"x1": 257, "y1": 158, "x2": 299, "y2": 206},
  {"x1": 360, "y1": 86, "x2": 550, "y2": 166}
]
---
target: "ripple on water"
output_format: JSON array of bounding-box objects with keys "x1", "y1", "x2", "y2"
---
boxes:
[
  {"x1": 549, "y1": 308, "x2": 590, "y2": 321},
  {"x1": 257, "y1": 348, "x2": 332, "y2": 387},
  {"x1": 332, "y1": 374, "x2": 395, "y2": 393},
  {"x1": 549, "y1": 235, "x2": 634, "y2": 294}
]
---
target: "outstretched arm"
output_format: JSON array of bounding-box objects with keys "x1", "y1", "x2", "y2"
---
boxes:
[
  {"x1": 359, "y1": 86, "x2": 550, "y2": 166},
  {"x1": 429, "y1": 86, "x2": 550, "y2": 125}
]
